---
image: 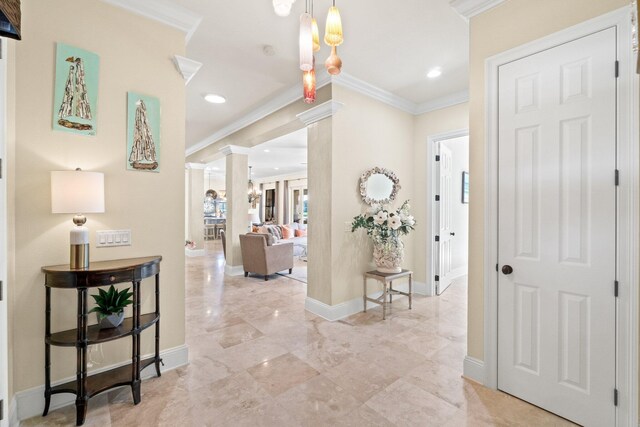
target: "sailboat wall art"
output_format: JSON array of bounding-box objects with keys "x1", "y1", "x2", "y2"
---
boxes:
[
  {"x1": 127, "y1": 92, "x2": 160, "y2": 172},
  {"x1": 53, "y1": 43, "x2": 99, "y2": 136}
]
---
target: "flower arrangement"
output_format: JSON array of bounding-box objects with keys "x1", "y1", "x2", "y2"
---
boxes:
[
  {"x1": 351, "y1": 200, "x2": 416, "y2": 242},
  {"x1": 185, "y1": 240, "x2": 196, "y2": 250},
  {"x1": 352, "y1": 200, "x2": 416, "y2": 273}
]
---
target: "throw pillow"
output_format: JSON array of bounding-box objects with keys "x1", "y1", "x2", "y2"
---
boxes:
[
  {"x1": 257, "y1": 226, "x2": 269, "y2": 234},
  {"x1": 282, "y1": 225, "x2": 294, "y2": 239},
  {"x1": 266, "y1": 234, "x2": 275, "y2": 246},
  {"x1": 295, "y1": 229, "x2": 307, "y2": 237}
]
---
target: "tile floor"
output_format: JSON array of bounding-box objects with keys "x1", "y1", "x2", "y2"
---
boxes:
[{"x1": 25, "y1": 241, "x2": 575, "y2": 426}]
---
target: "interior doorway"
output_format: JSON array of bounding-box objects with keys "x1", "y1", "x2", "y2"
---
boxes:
[{"x1": 431, "y1": 134, "x2": 469, "y2": 295}]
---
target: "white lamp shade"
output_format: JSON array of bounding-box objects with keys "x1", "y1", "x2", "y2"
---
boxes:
[
  {"x1": 248, "y1": 210, "x2": 261, "y2": 224},
  {"x1": 51, "y1": 170, "x2": 105, "y2": 214},
  {"x1": 299, "y1": 13, "x2": 314, "y2": 72},
  {"x1": 273, "y1": 0, "x2": 296, "y2": 16}
]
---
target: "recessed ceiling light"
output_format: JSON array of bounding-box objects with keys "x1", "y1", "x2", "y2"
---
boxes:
[
  {"x1": 274, "y1": 167, "x2": 280, "y2": 170},
  {"x1": 204, "y1": 94, "x2": 226, "y2": 104},
  {"x1": 264, "y1": 149, "x2": 270, "y2": 153},
  {"x1": 427, "y1": 68, "x2": 442, "y2": 79}
]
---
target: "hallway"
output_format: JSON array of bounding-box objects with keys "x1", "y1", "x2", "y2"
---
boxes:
[{"x1": 25, "y1": 241, "x2": 574, "y2": 426}]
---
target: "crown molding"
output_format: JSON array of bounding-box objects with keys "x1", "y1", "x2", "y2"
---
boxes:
[
  {"x1": 219, "y1": 145, "x2": 251, "y2": 156},
  {"x1": 331, "y1": 73, "x2": 417, "y2": 114},
  {"x1": 296, "y1": 100, "x2": 344, "y2": 126},
  {"x1": 185, "y1": 71, "x2": 469, "y2": 157},
  {"x1": 173, "y1": 55, "x2": 202, "y2": 85},
  {"x1": 415, "y1": 89, "x2": 469, "y2": 115},
  {"x1": 185, "y1": 69, "x2": 332, "y2": 157},
  {"x1": 101, "y1": 0, "x2": 202, "y2": 42},
  {"x1": 449, "y1": 0, "x2": 505, "y2": 20}
]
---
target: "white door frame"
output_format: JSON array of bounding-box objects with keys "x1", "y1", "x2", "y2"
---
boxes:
[
  {"x1": 0, "y1": 37, "x2": 9, "y2": 427},
  {"x1": 426, "y1": 129, "x2": 469, "y2": 296},
  {"x1": 483, "y1": 7, "x2": 639, "y2": 426}
]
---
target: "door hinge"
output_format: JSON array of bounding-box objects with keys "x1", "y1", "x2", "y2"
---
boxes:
[
  {"x1": 0, "y1": 158, "x2": 3, "y2": 179},
  {"x1": 496, "y1": 263, "x2": 499, "y2": 272},
  {"x1": 615, "y1": 169, "x2": 619, "y2": 186},
  {"x1": 435, "y1": 235, "x2": 440, "y2": 242},
  {"x1": 0, "y1": 280, "x2": 3, "y2": 301},
  {"x1": 435, "y1": 195, "x2": 440, "y2": 202},
  {"x1": 614, "y1": 280, "x2": 619, "y2": 297},
  {"x1": 435, "y1": 275, "x2": 440, "y2": 282},
  {"x1": 614, "y1": 388, "x2": 618, "y2": 406},
  {"x1": 0, "y1": 399, "x2": 3, "y2": 421},
  {"x1": 615, "y1": 60, "x2": 619, "y2": 78},
  {"x1": 435, "y1": 155, "x2": 440, "y2": 161}
]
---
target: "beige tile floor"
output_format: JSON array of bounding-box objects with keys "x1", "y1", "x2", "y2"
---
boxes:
[{"x1": 25, "y1": 241, "x2": 575, "y2": 426}]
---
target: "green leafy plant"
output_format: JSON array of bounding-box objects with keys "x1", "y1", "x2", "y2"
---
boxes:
[{"x1": 89, "y1": 285, "x2": 133, "y2": 319}]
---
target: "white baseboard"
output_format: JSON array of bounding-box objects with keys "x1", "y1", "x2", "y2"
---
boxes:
[
  {"x1": 463, "y1": 355, "x2": 485, "y2": 384},
  {"x1": 9, "y1": 397, "x2": 18, "y2": 427},
  {"x1": 305, "y1": 280, "x2": 429, "y2": 322},
  {"x1": 224, "y1": 264, "x2": 244, "y2": 276},
  {"x1": 184, "y1": 248, "x2": 205, "y2": 257},
  {"x1": 15, "y1": 344, "x2": 188, "y2": 422}
]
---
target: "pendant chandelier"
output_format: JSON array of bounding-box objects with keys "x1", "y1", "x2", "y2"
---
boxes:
[
  {"x1": 298, "y1": 0, "x2": 344, "y2": 103},
  {"x1": 247, "y1": 166, "x2": 262, "y2": 208}
]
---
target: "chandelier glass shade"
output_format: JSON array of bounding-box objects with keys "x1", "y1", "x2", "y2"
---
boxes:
[
  {"x1": 325, "y1": 46, "x2": 342, "y2": 75},
  {"x1": 324, "y1": 5, "x2": 343, "y2": 46},
  {"x1": 303, "y1": 66, "x2": 316, "y2": 104},
  {"x1": 311, "y1": 18, "x2": 320, "y2": 52},
  {"x1": 299, "y1": 13, "x2": 314, "y2": 71}
]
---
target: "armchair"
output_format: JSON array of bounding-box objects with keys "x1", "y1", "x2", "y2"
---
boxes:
[{"x1": 239, "y1": 233, "x2": 293, "y2": 281}]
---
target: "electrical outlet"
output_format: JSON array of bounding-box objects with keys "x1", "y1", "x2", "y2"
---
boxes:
[{"x1": 96, "y1": 230, "x2": 132, "y2": 247}]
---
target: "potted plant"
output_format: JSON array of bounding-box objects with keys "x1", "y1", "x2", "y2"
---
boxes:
[
  {"x1": 89, "y1": 285, "x2": 133, "y2": 329},
  {"x1": 352, "y1": 200, "x2": 416, "y2": 273}
]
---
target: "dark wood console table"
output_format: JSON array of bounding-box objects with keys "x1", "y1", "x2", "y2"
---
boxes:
[{"x1": 42, "y1": 256, "x2": 163, "y2": 426}]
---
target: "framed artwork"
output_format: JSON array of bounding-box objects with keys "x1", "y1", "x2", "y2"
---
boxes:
[
  {"x1": 127, "y1": 92, "x2": 160, "y2": 172},
  {"x1": 53, "y1": 43, "x2": 99, "y2": 136},
  {"x1": 461, "y1": 171, "x2": 469, "y2": 204}
]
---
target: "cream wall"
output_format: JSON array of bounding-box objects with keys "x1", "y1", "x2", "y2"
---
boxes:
[
  {"x1": 412, "y1": 103, "x2": 469, "y2": 285},
  {"x1": 330, "y1": 85, "x2": 415, "y2": 305},
  {"x1": 10, "y1": 0, "x2": 186, "y2": 394},
  {"x1": 6, "y1": 39, "x2": 16, "y2": 403},
  {"x1": 467, "y1": 0, "x2": 629, "y2": 361}
]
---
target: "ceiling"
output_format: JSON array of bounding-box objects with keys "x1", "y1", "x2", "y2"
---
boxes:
[
  {"x1": 167, "y1": 0, "x2": 469, "y2": 152},
  {"x1": 205, "y1": 128, "x2": 307, "y2": 181}
]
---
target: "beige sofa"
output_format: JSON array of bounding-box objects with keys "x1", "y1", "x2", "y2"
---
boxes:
[{"x1": 239, "y1": 233, "x2": 293, "y2": 281}]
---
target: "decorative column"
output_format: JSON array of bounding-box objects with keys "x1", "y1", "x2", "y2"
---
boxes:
[
  {"x1": 296, "y1": 100, "x2": 344, "y2": 315},
  {"x1": 185, "y1": 163, "x2": 205, "y2": 256},
  {"x1": 220, "y1": 145, "x2": 250, "y2": 275}
]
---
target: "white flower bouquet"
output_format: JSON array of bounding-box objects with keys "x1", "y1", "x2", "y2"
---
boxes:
[{"x1": 351, "y1": 200, "x2": 416, "y2": 243}]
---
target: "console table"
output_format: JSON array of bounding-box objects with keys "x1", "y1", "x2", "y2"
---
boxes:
[
  {"x1": 42, "y1": 256, "x2": 162, "y2": 426},
  {"x1": 363, "y1": 269, "x2": 413, "y2": 320}
]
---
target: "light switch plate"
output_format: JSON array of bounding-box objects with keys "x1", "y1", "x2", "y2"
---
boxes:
[{"x1": 96, "y1": 230, "x2": 132, "y2": 247}]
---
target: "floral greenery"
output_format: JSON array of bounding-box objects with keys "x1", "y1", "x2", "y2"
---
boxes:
[
  {"x1": 89, "y1": 285, "x2": 133, "y2": 319},
  {"x1": 351, "y1": 200, "x2": 416, "y2": 243}
]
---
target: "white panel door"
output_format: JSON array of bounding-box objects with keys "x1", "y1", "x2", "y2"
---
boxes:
[
  {"x1": 497, "y1": 28, "x2": 616, "y2": 427},
  {"x1": 436, "y1": 144, "x2": 453, "y2": 294}
]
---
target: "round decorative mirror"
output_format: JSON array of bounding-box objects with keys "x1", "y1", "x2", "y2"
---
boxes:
[{"x1": 359, "y1": 167, "x2": 400, "y2": 205}]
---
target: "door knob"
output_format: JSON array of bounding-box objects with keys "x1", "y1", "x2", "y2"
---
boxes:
[
  {"x1": 450, "y1": 232, "x2": 456, "y2": 236},
  {"x1": 501, "y1": 265, "x2": 513, "y2": 275}
]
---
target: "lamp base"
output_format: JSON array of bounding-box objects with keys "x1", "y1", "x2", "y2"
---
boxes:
[{"x1": 70, "y1": 243, "x2": 89, "y2": 269}]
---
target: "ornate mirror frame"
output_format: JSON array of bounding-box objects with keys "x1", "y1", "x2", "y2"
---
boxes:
[{"x1": 359, "y1": 167, "x2": 401, "y2": 206}]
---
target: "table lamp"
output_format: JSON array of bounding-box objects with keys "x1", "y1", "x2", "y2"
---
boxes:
[
  {"x1": 248, "y1": 209, "x2": 260, "y2": 230},
  {"x1": 51, "y1": 169, "x2": 105, "y2": 269}
]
